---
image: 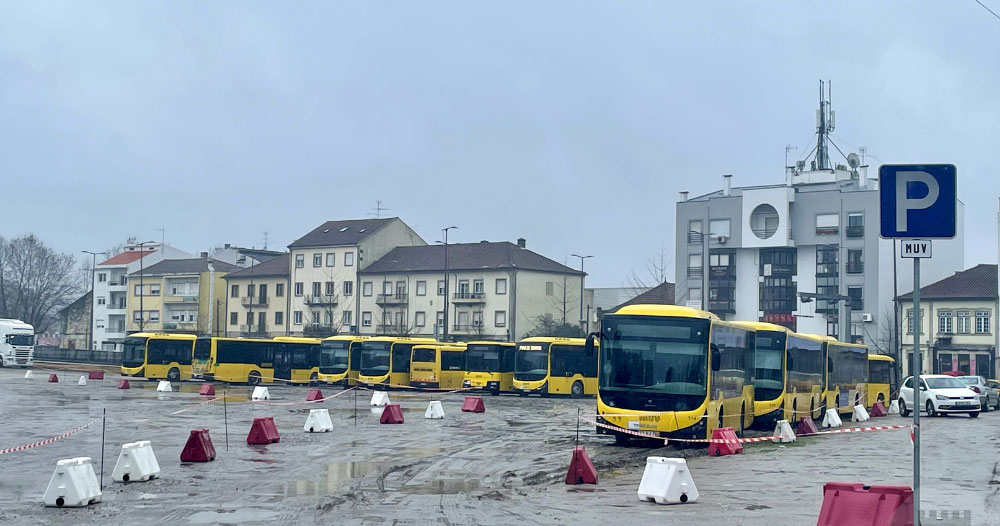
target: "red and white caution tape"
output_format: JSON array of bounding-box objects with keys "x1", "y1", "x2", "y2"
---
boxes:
[
  {"x1": 0, "y1": 419, "x2": 100, "y2": 455},
  {"x1": 252, "y1": 387, "x2": 359, "y2": 406}
]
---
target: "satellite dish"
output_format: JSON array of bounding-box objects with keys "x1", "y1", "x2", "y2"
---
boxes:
[{"x1": 847, "y1": 153, "x2": 861, "y2": 169}]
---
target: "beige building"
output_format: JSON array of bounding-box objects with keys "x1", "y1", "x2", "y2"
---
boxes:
[
  {"x1": 127, "y1": 255, "x2": 242, "y2": 336},
  {"x1": 358, "y1": 239, "x2": 586, "y2": 341},
  {"x1": 223, "y1": 254, "x2": 290, "y2": 337},
  {"x1": 58, "y1": 291, "x2": 92, "y2": 349},
  {"x1": 288, "y1": 218, "x2": 425, "y2": 337},
  {"x1": 899, "y1": 264, "x2": 998, "y2": 378}
]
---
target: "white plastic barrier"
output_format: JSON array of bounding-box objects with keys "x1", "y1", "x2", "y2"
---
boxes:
[
  {"x1": 156, "y1": 380, "x2": 172, "y2": 392},
  {"x1": 637, "y1": 457, "x2": 699, "y2": 505},
  {"x1": 853, "y1": 404, "x2": 870, "y2": 423},
  {"x1": 24, "y1": 370, "x2": 33, "y2": 379},
  {"x1": 425, "y1": 401, "x2": 445, "y2": 419},
  {"x1": 77, "y1": 376, "x2": 87, "y2": 386},
  {"x1": 42, "y1": 457, "x2": 102, "y2": 507},
  {"x1": 888, "y1": 399, "x2": 900, "y2": 414},
  {"x1": 771, "y1": 419, "x2": 796, "y2": 443},
  {"x1": 370, "y1": 391, "x2": 390, "y2": 407},
  {"x1": 251, "y1": 386, "x2": 270, "y2": 401},
  {"x1": 304, "y1": 409, "x2": 333, "y2": 433},
  {"x1": 112, "y1": 441, "x2": 161, "y2": 483},
  {"x1": 822, "y1": 408, "x2": 843, "y2": 428}
]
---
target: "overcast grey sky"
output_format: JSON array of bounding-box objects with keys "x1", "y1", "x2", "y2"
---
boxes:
[{"x1": 1, "y1": 1, "x2": 998, "y2": 286}]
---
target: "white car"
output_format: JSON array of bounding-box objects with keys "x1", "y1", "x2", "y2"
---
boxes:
[{"x1": 898, "y1": 375, "x2": 980, "y2": 418}]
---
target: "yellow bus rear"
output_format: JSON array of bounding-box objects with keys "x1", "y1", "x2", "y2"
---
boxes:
[
  {"x1": 733, "y1": 321, "x2": 787, "y2": 428},
  {"x1": 357, "y1": 337, "x2": 436, "y2": 388},
  {"x1": 512, "y1": 337, "x2": 597, "y2": 397},
  {"x1": 120, "y1": 333, "x2": 197, "y2": 381},
  {"x1": 593, "y1": 305, "x2": 755, "y2": 443},
  {"x1": 784, "y1": 332, "x2": 826, "y2": 421},
  {"x1": 462, "y1": 341, "x2": 516, "y2": 395},
  {"x1": 824, "y1": 340, "x2": 869, "y2": 414},
  {"x1": 867, "y1": 354, "x2": 897, "y2": 406},
  {"x1": 317, "y1": 335, "x2": 370, "y2": 387},
  {"x1": 410, "y1": 344, "x2": 468, "y2": 389}
]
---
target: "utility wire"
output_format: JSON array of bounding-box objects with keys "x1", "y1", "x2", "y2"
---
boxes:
[{"x1": 975, "y1": 0, "x2": 1000, "y2": 21}]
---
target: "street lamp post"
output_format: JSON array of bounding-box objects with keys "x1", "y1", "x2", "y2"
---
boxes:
[
  {"x1": 82, "y1": 250, "x2": 106, "y2": 351},
  {"x1": 570, "y1": 254, "x2": 593, "y2": 332},
  {"x1": 438, "y1": 227, "x2": 458, "y2": 341},
  {"x1": 135, "y1": 241, "x2": 156, "y2": 332}
]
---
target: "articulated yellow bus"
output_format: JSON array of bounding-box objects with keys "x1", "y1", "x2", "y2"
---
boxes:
[
  {"x1": 121, "y1": 333, "x2": 197, "y2": 381},
  {"x1": 356, "y1": 337, "x2": 437, "y2": 388},
  {"x1": 513, "y1": 337, "x2": 597, "y2": 397},
  {"x1": 593, "y1": 305, "x2": 755, "y2": 443},
  {"x1": 867, "y1": 354, "x2": 897, "y2": 406},
  {"x1": 410, "y1": 343, "x2": 468, "y2": 389},
  {"x1": 317, "y1": 335, "x2": 370, "y2": 387},
  {"x1": 195, "y1": 336, "x2": 322, "y2": 385},
  {"x1": 733, "y1": 321, "x2": 788, "y2": 428},
  {"x1": 462, "y1": 341, "x2": 516, "y2": 395},
  {"x1": 784, "y1": 332, "x2": 827, "y2": 421},
  {"x1": 824, "y1": 339, "x2": 870, "y2": 414}
]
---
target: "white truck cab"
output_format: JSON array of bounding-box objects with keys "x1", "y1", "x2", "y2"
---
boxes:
[{"x1": 0, "y1": 319, "x2": 35, "y2": 367}]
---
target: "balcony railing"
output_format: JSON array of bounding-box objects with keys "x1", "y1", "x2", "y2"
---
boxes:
[
  {"x1": 304, "y1": 295, "x2": 338, "y2": 306},
  {"x1": 376, "y1": 293, "x2": 408, "y2": 305},
  {"x1": 163, "y1": 294, "x2": 199, "y2": 303},
  {"x1": 106, "y1": 278, "x2": 127, "y2": 287},
  {"x1": 845, "y1": 225, "x2": 865, "y2": 238},
  {"x1": 816, "y1": 226, "x2": 839, "y2": 235},
  {"x1": 105, "y1": 325, "x2": 126, "y2": 334},
  {"x1": 377, "y1": 323, "x2": 410, "y2": 333},
  {"x1": 162, "y1": 322, "x2": 197, "y2": 331},
  {"x1": 303, "y1": 324, "x2": 338, "y2": 337},
  {"x1": 846, "y1": 262, "x2": 864, "y2": 274},
  {"x1": 452, "y1": 323, "x2": 483, "y2": 331},
  {"x1": 452, "y1": 291, "x2": 486, "y2": 302},
  {"x1": 241, "y1": 296, "x2": 269, "y2": 307},
  {"x1": 240, "y1": 324, "x2": 269, "y2": 337}
]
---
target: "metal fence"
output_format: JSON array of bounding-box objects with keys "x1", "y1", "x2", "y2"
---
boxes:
[{"x1": 33, "y1": 346, "x2": 121, "y2": 365}]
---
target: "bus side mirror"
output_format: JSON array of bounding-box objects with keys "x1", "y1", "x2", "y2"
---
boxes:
[
  {"x1": 585, "y1": 332, "x2": 599, "y2": 356},
  {"x1": 710, "y1": 344, "x2": 721, "y2": 372}
]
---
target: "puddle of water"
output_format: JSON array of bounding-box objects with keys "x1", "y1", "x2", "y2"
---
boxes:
[
  {"x1": 245, "y1": 458, "x2": 280, "y2": 464},
  {"x1": 188, "y1": 508, "x2": 279, "y2": 524},
  {"x1": 567, "y1": 487, "x2": 606, "y2": 493},
  {"x1": 399, "y1": 479, "x2": 480, "y2": 495}
]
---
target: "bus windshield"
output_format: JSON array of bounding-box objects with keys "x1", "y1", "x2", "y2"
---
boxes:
[
  {"x1": 122, "y1": 337, "x2": 147, "y2": 368},
  {"x1": 754, "y1": 331, "x2": 785, "y2": 400},
  {"x1": 466, "y1": 345, "x2": 500, "y2": 372},
  {"x1": 514, "y1": 343, "x2": 549, "y2": 381},
  {"x1": 320, "y1": 340, "x2": 350, "y2": 374},
  {"x1": 360, "y1": 341, "x2": 391, "y2": 376},
  {"x1": 599, "y1": 315, "x2": 710, "y2": 412},
  {"x1": 6, "y1": 334, "x2": 34, "y2": 346}
]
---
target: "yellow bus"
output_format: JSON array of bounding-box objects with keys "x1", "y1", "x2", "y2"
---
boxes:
[
  {"x1": 317, "y1": 335, "x2": 370, "y2": 387},
  {"x1": 410, "y1": 343, "x2": 468, "y2": 389},
  {"x1": 824, "y1": 339, "x2": 869, "y2": 414},
  {"x1": 121, "y1": 333, "x2": 197, "y2": 381},
  {"x1": 195, "y1": 336, "x2": 322, "y2": 385},
  {"x1": 356, "y1": 337, "x2": 437, "y2": 388},
  {"x1": 512, "y1": 337, "x2": 597, "y2": 398},
  {"x1": 733, "y1": 321, "x2": 788, "y2": 428},
  {"x1": 867, "y1": 354, "x2": 897, "y2": 406},
  {"x1": 592, "y1": 305, "x2": 754, "y2": 443},
  {"x1": 462, "y1": 341, "x2": 516, "y2": 395},
  {"x1": 784, "y1": 332, "x2": 827, "y2": 421}
]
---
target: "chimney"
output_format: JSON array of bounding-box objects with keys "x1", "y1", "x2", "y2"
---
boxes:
[
  {"x1": 516, "y1": 238, "x2": 526, "y2": 249},
  {"x1": 200, "y1": 251, "x2": 208, "y2": 259},
  {"x1": 679, "y1": 191, "x2": 689, "y2": 202},
  {"x1": 860, "y1": 165, "x2": 868, "y2": 188},
  {"x1": 224, "y1": 243, "x2": 231, "y2": 249},
  {"x1": 723, "y1": 174, "x2": 732, "y2": 197}
]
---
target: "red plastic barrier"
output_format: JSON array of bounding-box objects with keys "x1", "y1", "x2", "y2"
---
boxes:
[
  {"x1": 796, "y1": 417, "x2": 819, "y2": 436},
  {"x1": 180, "y1": 429, "x2": 217, "y2": 462},
  {"x1": 247, "y1": 416, "x2": 281, "y2": 445},
  {"x1": 870, "y1": 402, "x2": 887, "y2": 418},
  {"x1": 816, "y1": 482, "x2": 913, "y2": 526},
  {"x1": 565, "y1": 446, "x2": 598, "y2": 485},
  {"x1": 48, "y1": 374, "x2": 58, "y2": 383},
  {"x1": 461, "y1": 396, "x2": 485, "y2": 413},
  {"x1": 118, "y1": 379, "x2": 131, "y2": 390},
  {"x1": 88, "y1": 371, "x2": 104, "y2": 380},
  {"x1": 707, "y1": 427, "x2": 742, "y2": 456},
  {"x1": 306, "y1": 389, "x2": 323, "y2": 402},
  {"x1": 199, "y1": 383, "x2": 215, "y2": 396},
  {"x1": 380, "y1": 404, "x2": 404, "y2": 424}
]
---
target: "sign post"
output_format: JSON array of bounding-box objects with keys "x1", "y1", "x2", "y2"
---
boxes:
[{"x1": 880, "y1": 164, "x2": 956, "y2": 526}]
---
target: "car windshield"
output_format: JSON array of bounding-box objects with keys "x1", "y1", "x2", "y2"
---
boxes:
[
  {"x1": 926, "y1": 377, "x2": 967, "y2": 389},
  {"x1": 6, "y1": 334, "x2": 35, "y2": 346}
]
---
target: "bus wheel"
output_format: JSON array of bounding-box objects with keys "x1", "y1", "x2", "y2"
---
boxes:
[
  {"x1": 248, "y1": 371, "x2": 261, "y2": 386},
  {"x1": 309, "y1": 373, "x2": 319, "y2": 386},
  {"x1": 167, "y1": 368, "x2": 180, "y2": 382},
  {"x1": 570, "y1": 381, "x2": 584, "y2": 399},
  {"x1": 490, "y1": 386, "x2": 500, "y2": 396}
]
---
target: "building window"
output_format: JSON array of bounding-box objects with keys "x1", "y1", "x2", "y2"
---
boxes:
[
  {"x1": 473, "y1": 279, "x2": 485, "y2": 295},
  {"x1": 816, "y1": 245, "x2": 839, "y2": 314},
  {"x1": 149, "y1": 311, "x2": 160, "y2": 322},
  {"x1": 495, "y1": 310, "x2": 507, "y2": 327},
  {"x1": 957, "y1": 310, "x2": 971, "y2": 333},
  {"x1": 687, "y1": 253, "x2": 703, "y2": 277},
  {"x1": 343, "y1": 281, "x2": 353, "y2": 296},
  {"x1": 275, "y1": 283, "x2": 284, "y2": 297},
  {"x1": 976, "y1": 310, "x2": 991, "y2": 334},
  {"x1": 362, "y1": 281, "x2": 373, "y2": 296},
  {"x1": 342, "y1": 311, "x2": 352, "y2": 325},
  {"x1": 274, "y1": 311, "x2": 284, "y2": 326},
  {"x1": 688, "y1": 287, "x2": 702, "y2": 303},
  {"x1": 760, "y1": 247, "x2": 796, "y2": 277},
  {"x1": 847, "y1": 249, "x2": 864, "y2": 274},
  {"x1": 906, "y1": 309, "x2": 925, "y2": 334},
  {"x1": 437, "y1": 280, "x2": 445, "y2": 295},
  {"x1": 294, "y1": 282, "x2": 303, "y2": 296},
  {"x1": 97, "y1": 297, "x2": 106, "y2": 306},
  {"x1": 344, "y1": 252, "x2": 355, "y2": 266},
  {"x1": 97, "y1": 273, "x2": 107, "y2": 282},
  {"x1": 708, "y1": 249, "x2": 736, "y2": 313},
  {"x1": 709, "y1": 219, "x2": 730, "y2": 238},
  {"x1": 312, "y1": 282, "x2": 322, "y2": 297},
  {"x1": 545, "y1": 282, "x2": 554, "y2": 296},
  {"x1": 415, "y1": 311, "x2": 426, "y2": 327},
  {"x1": 846, "y1": 213, "x2": 864, "y2": 238},
  {"x1": 749, "y1": 204, "x2": 780, "y2": 239},
  {"x1": 313, "y1": 253, "x2": 322, "y2": 267},
  {"x1": 383, "y1": 281, "x2": 393, "y2": 295},
  {"x1": 938, "y1": 310, "x2": 953, "y2": 334},
  {"x1": 495, "y1": 278, "x2": 507, "y2": 295},
  {"x1": 294, "y1": 311, "x2": 303, "y2": 325},
  {"x1": 230, "y1": 312, "x2": 238, "y2": 325},
  {"x1": 231, "y1": 284, "x2": 239, "y2": 298},
  {"x1": 816, "y1": 213, "x2": 839, "y2": 235},
  {"x1": 246, "y1": 311, "x2": 254, "y2": 325},
  {"x1": 456, "y1": 311, "x2": 470, "y2": 330},
  {"x1": 325, "y1": 281, "x2": 335, "y2": 296},
  {"x1": 149, "y1": 284, "x2": 160, "y2": 296},
  {"x1": 847, "y1": 286, "x2": 863, "y2": 310},
  {"x1": 416, "y1": 281, "x2": 427, "y2": 296},
  {"x1": 471, "y1": 311, "x2": 483, "y2": 328},
  {"x1": 295, "y1": 254, "x2": 304, "y2": 268},
  {"x1": 436, "y1": 311, "x2": 445, "y2": 327},
  {"x1": 133, "y1": 310, "x2": 143, "y2": 322},
  {"x1": 687, "y1": 220, "x2": 703, "y2": 244},
  {"x1": 313, "y1": 311, "x2": 320, "y2": 324},
  {"x1": 759, "y1": 277, "x2": 796, "y2": 313},
  {"x1": 326, "y1": 253, "x2": 336, "y2": 267},
  {"x1": 362, "y1": 311, "x2": 372, "y2": 327}
]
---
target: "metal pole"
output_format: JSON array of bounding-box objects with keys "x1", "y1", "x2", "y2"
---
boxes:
[
  {"x1": 443, "y1": 229, "x2": 449, "y2": 341},
  {"x1": 138, "y1": 243, "x2": 145, "y2": 332},
  {"x1": 912, "y1": 257, "x2": 921, "y2": 526},
  {"x1": 100, "y1": 407, "x2": 106, "y2": 489},
  {"x1": 575, "y1": 407, "x2": 580, "y2": 447},
  {"x1": 223, "y1": 388, "x2": 229, "y2": 451}
]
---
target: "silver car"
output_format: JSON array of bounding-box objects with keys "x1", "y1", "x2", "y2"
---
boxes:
[{"x1": 959, "y1": 376, "x2": 1000, "y2": 411}]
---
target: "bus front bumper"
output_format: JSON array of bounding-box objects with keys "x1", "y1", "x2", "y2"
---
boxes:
[
  {"x1": 595, "y1": 414, "x2": 706, "y2": 441},
  {"x1": 463, "y1": 380, "x2": 500, "y2": 392},
  {"x1": 513, "y1": 381, "x2": 547, "y2": 395}
]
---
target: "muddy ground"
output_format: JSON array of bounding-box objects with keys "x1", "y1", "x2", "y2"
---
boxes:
[{"x1": 1, "y1": 363, "x2": 997, "y2": 525}]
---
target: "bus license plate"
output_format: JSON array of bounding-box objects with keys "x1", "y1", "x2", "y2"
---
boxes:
[{"x1": 628, "y1": 421, "x2": 640, "y2": 431}]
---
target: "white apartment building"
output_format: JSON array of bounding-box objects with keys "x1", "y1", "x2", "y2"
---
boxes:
[
  {"x1": 358, "y1": 239, "x2": 586, "y2": 341},
  {"x1": 91, "y1": 242, "x2": 191, "y2": 351},
  {"x1": 288, "y1": 218, "x2": 425, "y2": 337}
]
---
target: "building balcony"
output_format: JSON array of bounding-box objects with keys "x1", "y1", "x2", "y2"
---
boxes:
[
  {"x1": 104, "y1": 325, "x2": 127, "y2": 335},
  {"x1": 452, "y1": 323, "x2": 484, "y2": 332},
  {"x1": 105, "y1": 278, "x2": 127, "y2": 289},
  {"x1": 163, "y1": 294, "x2": 199, "y2": 304},
  {"x1": 241, "y1": 296, "x2": 269, "y2": 307},
  {"x1": 815, "y1": 226, "x2": 839, "y2": 236},
  {"x1": 162, "y1": 322, "x2": 198, "y2": 332},
  {"x1": 377, "y1": 323, "x2": 410, "y2": 334},
  {"x1": 451, "y1": 292, "x2": 486, "y2": 303},
  {"x1": 304, "y1": 295, "x2": 338, "y2": 306},
  {"x1": 240, "y1": 324, "x2": 269, "y2": 337},
  {"x1": 847, "y1": 262, "x2": 864, "y2": 274},
  {"x1": 376, "y1": 293, "x2": 408, "y2": 305},
  {"x1": 106, "y1": 304, "x2": 127, "y2": 313},
  {"x1": 845, "y1": 225, "x2": 865, "y2": 238},
  {"x1": 303, "y1": 324, "x2": 338, "y2": 337}
]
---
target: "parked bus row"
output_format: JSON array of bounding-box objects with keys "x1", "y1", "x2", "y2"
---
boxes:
[{"x1": 589, "y1": 304, "x2": 897, "y2": 444}]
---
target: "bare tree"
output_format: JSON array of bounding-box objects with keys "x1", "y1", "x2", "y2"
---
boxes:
[
  {"x1": 527, "y1": 313, "x2": 584, "y2": 338},
  {"x1": 546, "y1": 275, "x2": 579, "y2": 325},
  {"x1": 625, "y1": 244, "x2": 672, "y2": 294},
  {"x1": 0, "y1": 234, "x2": 81, "y2": 332}
]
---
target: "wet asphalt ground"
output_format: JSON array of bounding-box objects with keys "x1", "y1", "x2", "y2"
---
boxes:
[{"x1": 1, "y1": 364, "x2": 998, "y2": 525}]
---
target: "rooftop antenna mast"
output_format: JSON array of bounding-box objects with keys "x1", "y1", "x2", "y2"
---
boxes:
[
  {"x1": 371, "y1": 200, "x2": 390, "y2": 219},
  {"x1": 815, "y1": 79, "x2": 835, "y2": 171},
  {"x1": 155, "y1": 227, "x2": 165, "y2": 245},
  {"x1": 262, "y1": 232, "x2": 269, "y2": 250}
]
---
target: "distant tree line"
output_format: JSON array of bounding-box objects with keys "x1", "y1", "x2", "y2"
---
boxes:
[{"x1": 0, "y1": 234, "x2": 82, "y2": 332}]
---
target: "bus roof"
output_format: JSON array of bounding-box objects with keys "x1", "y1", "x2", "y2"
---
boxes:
[
  {"x1": 829, "y1": 341, "x2": 868, "y2": 351},
  {"x1": 613, "y1": 304, "x2": 718, "y2": 319},
  {"x1": 321, "y1": 335, "x2": 370, "y2": 342},
  {"x1": 128, "y1": 332, "x2": 197, "y2": 340},
  {"x1": 366, "y1": 336, "x2": 437, "y2": 343},
  {"x1": 465, "y1": 340, "x2": 515, "y2": 347},
  {"x1": 518, "y1": 336, "x2": 586, "y2": 345},
  {"x1": 413, "y1": 343, "x2": 467, "y2": 351},
  {"x1": 730, "y1": 321, "x2": 790, "y2": 333},
  {"x1": 868, "y1": 354, "x2": 895, "y2": 363},
  {"x1": 273, "y1": 336, "x2": 322, "y2": 343},
  {"x1": 795, "y1": 333, "x2": 837, "y2": 343}
]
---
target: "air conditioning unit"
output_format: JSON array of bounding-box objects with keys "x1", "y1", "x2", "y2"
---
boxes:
[
  {"x1": 473, "y1": 320, "x2": 482, "y2": 326},
  {"x1": 861, "y1": 313, "x2": 873, "y2": 322},
  {"x1": 717, "y1": 236, "x2": 728, "y2": 244}
]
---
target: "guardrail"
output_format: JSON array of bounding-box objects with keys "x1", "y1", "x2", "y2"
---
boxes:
[{"x1": 33, "y1": 346, "x2": 121, "y2": 365}]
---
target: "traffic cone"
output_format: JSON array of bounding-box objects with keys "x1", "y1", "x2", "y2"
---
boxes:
[{"x1": 565, "y1": 446, "x2": 598, "y2": 485}]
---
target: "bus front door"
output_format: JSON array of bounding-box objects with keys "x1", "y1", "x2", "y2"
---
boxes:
[{"x1": 273, "y1": 347, "x2": 292, "y2": 382}]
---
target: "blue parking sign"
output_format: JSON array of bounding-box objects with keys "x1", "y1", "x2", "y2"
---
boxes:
[{"x1": 879, "y1": 164, "x2": 956, "y2": 239}]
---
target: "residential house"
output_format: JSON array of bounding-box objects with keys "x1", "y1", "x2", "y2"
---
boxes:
[
  {"x1": 58, "y1": 291, "x2": 92, "y2": 349},
  {"x1": 209, "y1": 244, "x2": 284, "y2": 267},
  {"x1": 223, "y1": 254, "x2": 290, "y2": 338}
]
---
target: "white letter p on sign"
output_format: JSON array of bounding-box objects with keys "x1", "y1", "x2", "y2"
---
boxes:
[{"x1": 895, "y1": 171, "x2": 939, "y2": 232}]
